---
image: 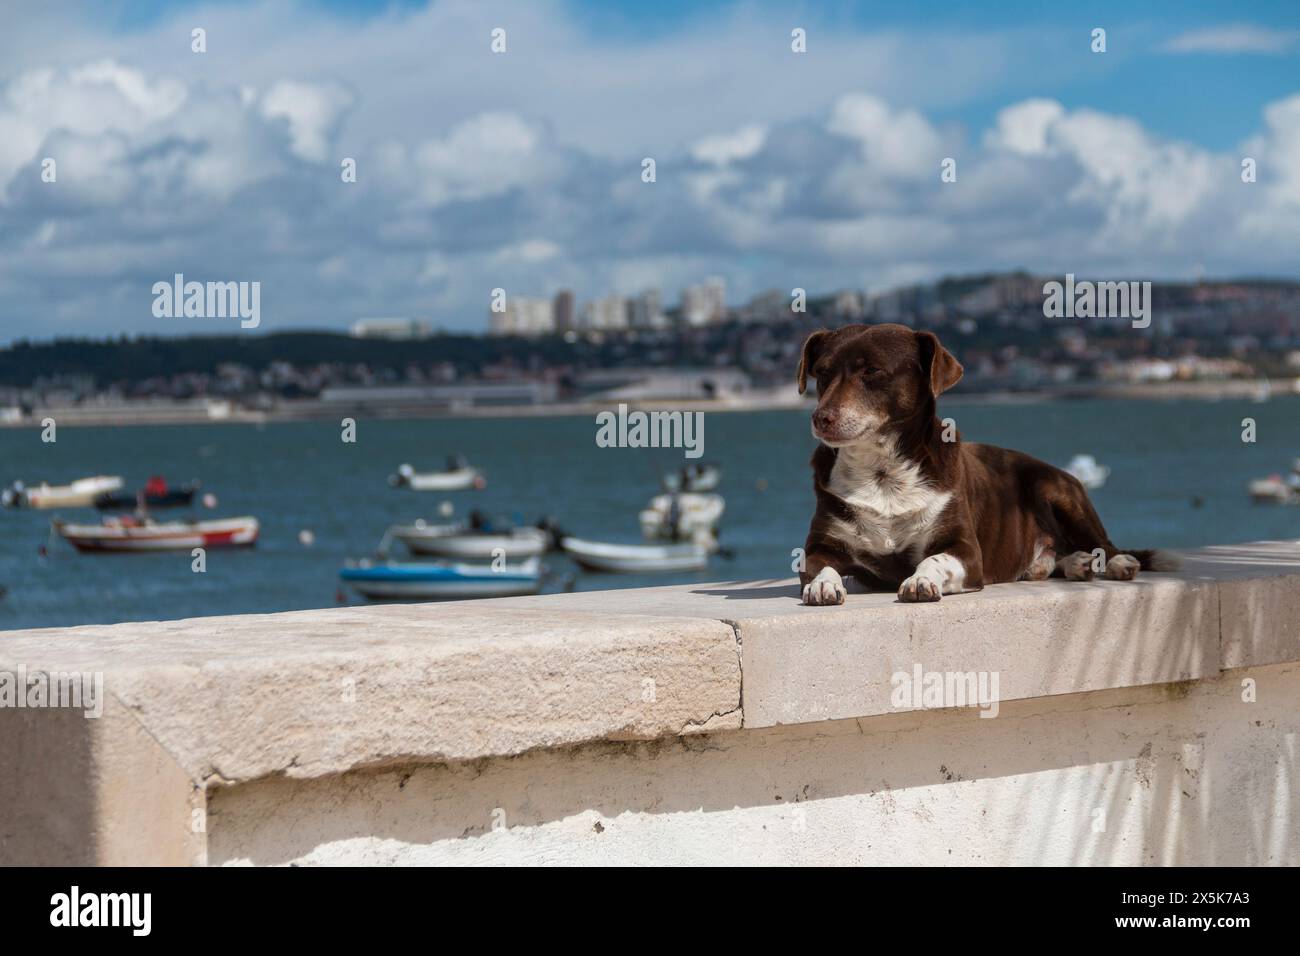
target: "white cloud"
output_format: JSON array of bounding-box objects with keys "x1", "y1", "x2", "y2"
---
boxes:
[
  {"x1": 986, "y1": 99, "x2": 1065, "y2": 155},
  {"x1": 260, "y1": 80, "x2": 353, "y2": 162},
  {"x1": 403, "y1": 111, "x2": 545, "y2": 206},
  {"x1": 691, "y1": 125, "x2": 767, "y2": 165},
  {"x1": 827, "y1": 93, "x2": 943, "y2": 178},
  {"x1": 1162, "y1": 24, "x2": 1300, "y2": 55}
]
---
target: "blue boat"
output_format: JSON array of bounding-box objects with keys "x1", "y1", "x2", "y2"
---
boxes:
[{"x1": 339, "y1": 557, "x2": 541, "y2": 601}]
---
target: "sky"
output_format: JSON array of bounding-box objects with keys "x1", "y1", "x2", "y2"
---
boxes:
[{"x1": 0, "y1": 0, "x2": 1298, "y2": 341}]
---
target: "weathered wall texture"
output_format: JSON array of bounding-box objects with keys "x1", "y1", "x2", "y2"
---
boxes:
[{"x1": 208, "y1": 663, "x2": 1298, "y2": 866}]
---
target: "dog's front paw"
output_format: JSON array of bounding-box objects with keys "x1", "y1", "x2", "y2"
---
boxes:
[
  {"x1": 802, "y1": 567, "x2": 846, "y2": 606},
  {"x1": 898, "y1": 572, "x2": 941, "y2": 603},
  {"x1": 1105, "y1": 553, "x2": 1140, "y2": 581}
]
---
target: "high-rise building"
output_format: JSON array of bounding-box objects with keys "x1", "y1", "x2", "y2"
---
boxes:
[
  {"x1": 629, "y1": 288, "x2": 666, "y2": 329},
  {"x1": 488, "y1": 296, "x2": 556, "y2": 336},
  {"x1": 681, "y1": 276, "x2": 727, "y2": 326},
  {"x1": 578, "y1": 294, "x2": 629, "y2": 331},
  {"x1": 553, "y1": 289, "x2": 575, "y2": 332}
]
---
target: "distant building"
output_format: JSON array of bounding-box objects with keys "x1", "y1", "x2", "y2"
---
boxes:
[
  {"x1": 553, "y1": 289, "x2": 576, "y2": 332},
  {"x1": 740, "y1": 289, "x2": 789, "y2": 322},
  {"x1": 579, "y1": 294, "x2": 629, "y2": 331},
  {"x1": 488, "y1": 297, "x2": 556, "y2": 337},
  {"x1": 350, "y1": 318, "x2": 431, "y2": 340},
  {"x1": 629, "y1": 289, "x2": 666, "y2": 329},
  {"x1": 681, "y1": 277, "x2": 727, "y2": 326}
]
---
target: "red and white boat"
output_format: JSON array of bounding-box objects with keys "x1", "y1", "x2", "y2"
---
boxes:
[{"x1": 52, "y1": 515, "x2": 259, "y2": 552}]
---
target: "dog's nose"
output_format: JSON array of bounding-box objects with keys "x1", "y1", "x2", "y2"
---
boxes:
[{"x1": 813, "y1": 407, "x2": 838, "y2": 432}]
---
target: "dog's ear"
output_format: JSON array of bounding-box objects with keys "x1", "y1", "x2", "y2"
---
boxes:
[
  {"x1": 797, "y1": 330, "x2": 830, "y2": 395},
  {"x1": 916, "y1": 331, "x2": 963, "y2": 397}
]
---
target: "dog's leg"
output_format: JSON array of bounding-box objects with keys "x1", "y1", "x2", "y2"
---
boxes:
[
  {"x1": 898, "y1": 540, "x2": 983, "y2": 603},
  {"x1": 800, "y1": 551, "x2": 847, "y2": 606},
  {"x1": 1020, "y1": 535, "x2": 1056, "y2": 581},
  {"x1": 1040, "y1": 473, "x2": 1144, "y2": 580}
]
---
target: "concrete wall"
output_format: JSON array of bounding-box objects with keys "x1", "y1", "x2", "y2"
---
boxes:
[
  {"x1": 208, "y1": 663, "x2": 1297, "y2": 866},
  {"x1": 2, "y1": 541, "x2": 1299, "y2": 866}
]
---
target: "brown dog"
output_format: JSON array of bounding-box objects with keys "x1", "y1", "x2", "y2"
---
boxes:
[{"x1": 797, "y1": 323, "x2": 1175, "y2": 605}]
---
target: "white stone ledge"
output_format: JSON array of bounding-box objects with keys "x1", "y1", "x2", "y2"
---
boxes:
[{"x1": 2, "y1": 540, "x2": 1299, "y2": 864}]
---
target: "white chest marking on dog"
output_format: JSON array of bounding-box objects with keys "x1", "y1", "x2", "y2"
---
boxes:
[{"x1": 824, "y1": 437, "x2": 951, "y2": 559}]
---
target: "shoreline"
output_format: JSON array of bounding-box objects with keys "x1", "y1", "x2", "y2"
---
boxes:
[{"x1": 2, "y1": 377, "x2": 1293, "y2": 429}]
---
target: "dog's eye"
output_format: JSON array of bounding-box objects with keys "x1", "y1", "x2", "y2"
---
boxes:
[{"x1": 862, "y1": 367, "x2": 883, "y2": 377}]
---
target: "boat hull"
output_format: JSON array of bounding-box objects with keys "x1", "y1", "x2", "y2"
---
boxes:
[
  {"x1": 340, "y1": 560, "x2": 541, "y2": 600},
  {"x1": 23, "y1": 476, "x2": 125, "y2": 509},
  {"x1": 561, "y1": 537, "x2": 709, "y2": 573},
  {"x1": 394, "y1": 468, "x2": 482, "y2": 491},
  {"x1": 391, "y1": 524, "x2": 549, "y2": 559},
  {"x1": 55, "y1": 517, "x2": 259, "y2": 552}
]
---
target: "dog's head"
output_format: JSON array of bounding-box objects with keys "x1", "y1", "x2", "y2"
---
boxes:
[{"x1": 797, "y1": 324, "x2": 962, "y2": 446}]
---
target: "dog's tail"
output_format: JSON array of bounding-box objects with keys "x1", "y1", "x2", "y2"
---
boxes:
[{"x1": 1125, "y1": 548, "x2": 1181, "y2": 572}]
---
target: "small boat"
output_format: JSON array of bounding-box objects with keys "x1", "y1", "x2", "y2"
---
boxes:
[
  {"x1": 388, "y1": 456, "x2": 484, "y2": 491},
  {"x1": 94, "y1": 477, "x2": 199, "y2": 511},
  {"x1": 662, "y1": 463, "x2": 721, "y2": 493},
  {"x1": 639, "y1": 493, "x2": 725, "y2": 540},
  {"x1": 1065, "y1": 455, "x2": 1110, "y2": 490},
  {"x1": 340, "y1": 557, "x2": 541, "y2": 600},
  {"x1": 53, "y1": 515, "x2": 259, "y2": 552},
  {"x1": 4, "y1": 475, "x2": 123, "y2": 509},
  {"x1": 1248, "y1": 474, "x2": 1299, "y2": 504},
  {"x1": 388, "y1": 519, "x2": 551, "y2": 559},
  {"x1": 561, "y1": 536, "x2": 711, "y2": 573}
]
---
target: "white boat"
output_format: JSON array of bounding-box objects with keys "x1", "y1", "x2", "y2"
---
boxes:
[
  {"x1": 340, "y1": 557, "x2": 541, "y2": 600},
  {"x1": 561, "y1": 536, "x2": 710, "y2": 573},
  {"x1": 1248, "y1": 474, "x2": 1300, "y2": 504},
  {"x1": 639, "y1": 493, "x2": 725, "y2": 540},
  {"x1": 1247, "y1": 459, "x2": 1300, "y2": 504},
  {"x1": 53, "y1": 515, "x2": 259, "y2": 552},
  {"x1": 662, "y1": 463, "x2": 721, "y2": 493},
  {"x1": 389, "y1": 460, "x2": 484, "y2": 491},
  {"x1": 1065, "y1": 455, "x2": 1110, "y2": 490},
  {"x1": 389, "y1": 520, "x2": 550, "y2": 559},
  {"x1": 5, "y1": 475, "x2": 123, "y2": 509}
]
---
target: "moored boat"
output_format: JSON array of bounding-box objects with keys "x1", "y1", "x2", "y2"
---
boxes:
[
  {"x1": 95, "y1": 477, "x2": 199, "y2": 511},
  {"x1": 1065, "y1": 454, "x2": 1110, "y2": 490},
  {"x1": 53, "y1": 515, "x2": 259, "y2": 552},
  {"x1": 561, "y1": 536, "x2": 710, "y2": 573},
  {"x1": 639, "y1": 492, "x2": 725, "y2": 540},
  {"x1": 340, "y1": 557, "x2": 541, "y2": 600},
  {"x1": 389, "y1": 519, "x2": 551, "y2": 559},
  {"x1": 388, "y1": 457, "x2": 484, "y2": 491},
  {"x1": 1247, "y1": 459, "x2": 1300, "y2": 504},
  {"x1": 4, "y1": 475, "x2": 124, "y2": 509},
  {"x1": 1248, "y1": 475, "x2": 1298, "y2": 504}
]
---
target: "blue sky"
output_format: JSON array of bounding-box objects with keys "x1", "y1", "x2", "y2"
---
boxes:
[{"x1": 1, "y1": 0, "x2": 1298, "y2": 340}]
